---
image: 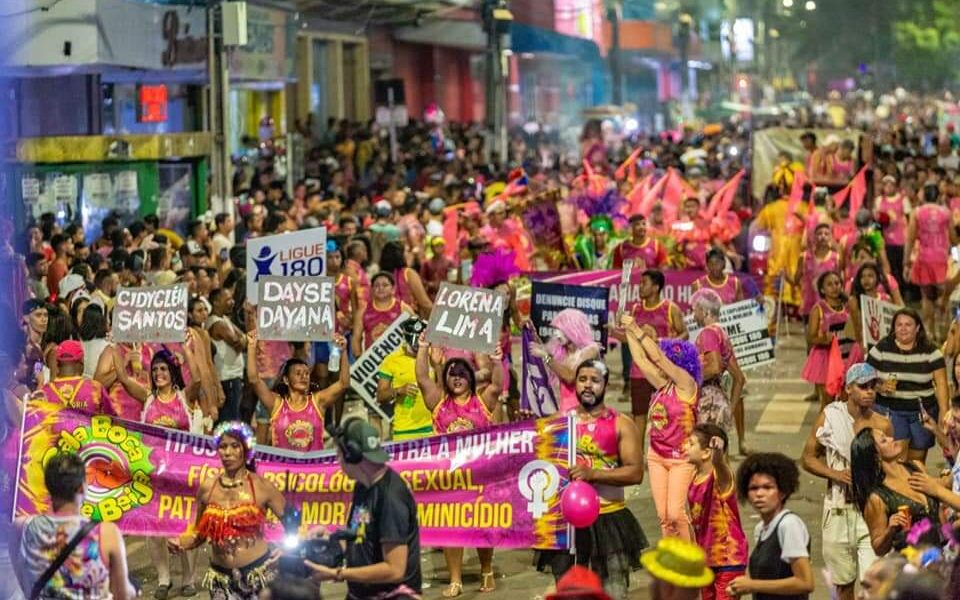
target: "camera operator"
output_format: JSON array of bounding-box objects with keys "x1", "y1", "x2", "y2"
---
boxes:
[{"x1": 305, "y1": 418, "x2": 421, "y2": 599}]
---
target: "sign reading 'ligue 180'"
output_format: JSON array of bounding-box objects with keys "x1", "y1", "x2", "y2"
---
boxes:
[
  {"x1": 257, "y1": 276, "x2": 336, "y2": 341},
  {"x1": 113, "y1": 284, "x2": 188, "y2": 343},
  {"x1": 425, "y1": 283, "x2": 507, "y2": 354},
  {"x1": 246, "y1": 227, "x2": 327, "y2": 303}
]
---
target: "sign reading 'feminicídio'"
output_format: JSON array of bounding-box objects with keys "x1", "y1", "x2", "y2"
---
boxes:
[
  {"x1": 425, "y1": 283, "x2": 506, "y2": 354},
  {"x1": 113, "y1": 284, "x2": 188, "y2": 343}
]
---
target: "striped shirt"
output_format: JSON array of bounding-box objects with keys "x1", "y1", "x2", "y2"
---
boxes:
[{"x1": 867, "y1": 337, "x2": 945, "y2": 410}]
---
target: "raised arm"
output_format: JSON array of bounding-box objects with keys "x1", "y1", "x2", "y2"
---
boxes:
[
  {"x1": 405, "y1": 269, "x2": 434, "y2": 318},
  {"x1": 480, "y1": 346, "x2": 504, "y2": 412},
  {"x1": 245, "y1": 331, "x2": 278, "y2": 414},
  {"x1": 415, "y1": 335, "x2": 443, "y2": 410},
  {"x1": 623, "y1": 319, "x2": 669, "y2": 390},
  {"x1": 351, "y1": 305, "x2": 365, "y2": 359},
  {"x1": 111, "y1": 351, "x2": 150, "y2": 403},
  {"x1": 669, "y1": 303, "x2": 689, "y2": 340},
  {"x1": 316, "y1": 335, "x2": 350, "y2": 407}
]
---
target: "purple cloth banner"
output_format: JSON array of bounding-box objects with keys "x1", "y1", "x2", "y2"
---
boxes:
[
  {"x1": 521, "y1": 327, "x2": 560, "y2": 417},
  {"x1": 528, "y1": 269, "x2": 759, "y2": 314},
  {"x1": 15, "y1": 401, "x2": 573, "y2": 550}
]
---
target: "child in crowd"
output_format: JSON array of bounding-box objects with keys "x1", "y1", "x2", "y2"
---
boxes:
[{"x1": 685, "y1": 424, "x2": 748, "y2": 600}]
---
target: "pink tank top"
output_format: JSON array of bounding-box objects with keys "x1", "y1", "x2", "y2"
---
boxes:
[
  {"x1": 694, "y1": 275, "x2": 739, "y2": 304},
  {"x1": 877, "y1": 195, "x2": 906, "y2": 246},
  {"x1": 271, "y1": 395, "x2": 325, "y2": 451},
  {"x1": 107, "y1": 345, "x2": 148, "y2": 422},
  {"x1": 916, "y1": 203, "x2": 950, "y2": 263},
  {"x1": 433, "y1": 394, "x2": 493, "y2": 434},
  {"x1": 687, "y1": 469, "x2": 749, "y2": 567},
  {"x1": 801, "y1": 249, "x2": 839, "y2": 315},
  {"x1": 696, "y1": 324, "x2": 734, "y2": 377},
  {"x1": 142, "y1": 391, "x2": 192, "y2": 431},
  {"x1": 42, "y1": 377, "x2": 104, "y2": 414},
  {"x1": 619, "y1": 239, "x2": 663, "y2": 269},
  {"x1": 575, "y1": 408, "x2": 626, "y2": 512},
  {"x1": 628, "y1": 300, "x2": 673, "y2": 379},
  {"x1": 648, "y1": 383, "x2": 697, "y2": 459},
  {"x1": 334, "y1": 273, "x2": 354, "y2": 334},
  {"x1": 363, "y1": 300, "x2": 403, "y2": 350}
]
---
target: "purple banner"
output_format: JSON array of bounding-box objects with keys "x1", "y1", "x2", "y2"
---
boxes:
[
  {"x1": 16, "y1": 401, "x2": 573, "y2": 549},
  {"x1": 521, "y1": 327, "x2": 560, "y2": 417},
  {"x1": 528, "y1": 269, "x2": 759, "y2": 314}
]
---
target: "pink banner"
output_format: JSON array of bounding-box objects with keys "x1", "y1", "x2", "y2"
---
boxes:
[
  {"x1": 15, "y1": 401, "x2": 573, "y2": 550},
  {"x1": 528, "y1": 269, "x2": 759, "y2": 314}
]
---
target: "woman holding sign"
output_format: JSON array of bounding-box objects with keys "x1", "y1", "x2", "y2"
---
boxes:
[
  {"x1": 111, "y1": 342, "x2": 206, "y2": 598},
  {"x1": 352, "y1": 272, "x2": 414, "y2": 359},
  {"x1": 415, "y1": 333, "x2": 503, "y2": 596},
  {"x1": 246, "y1": 332, "x2": 349, "y2": 452},
  {"x1": 690, "y1": 289, "x2": 748, "y2": 455}
]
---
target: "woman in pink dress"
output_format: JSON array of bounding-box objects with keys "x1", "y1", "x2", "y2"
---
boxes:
[
  {"x1": 351, "y1": 272, "x2": 414, "y2": 358},
  {"x1": 416, "y1": 335, "x2": 503, "y2": 596},
  {"x1": 245, "y1": 333, "x2": 349, "y2": 452},
  {"x1": 848, "y1": 262, "x2": 903, "y2": 361},
  {"x1": 528, "y1": 309, "x2": 601, "y2": 413},
  {"x1": 907, "y1": 184, "x2": 954, "y2": 338},
  {"x1": 789, "y1": 223, "x2": 840, "y2": 318},
  {"x1": 874, "y1": 174, "x2": 908, "y2": 285},
  {"x1": 802, "y1": 271, "x2": 854, "y2": 409},
  {"x1": 112, "y1": 346, "x2": 203, "y2": 597}
]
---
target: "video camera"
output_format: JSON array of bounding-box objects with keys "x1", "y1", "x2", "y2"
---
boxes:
[{"x1": 279, "y1": 506, "x2": 357, "y2": 578}]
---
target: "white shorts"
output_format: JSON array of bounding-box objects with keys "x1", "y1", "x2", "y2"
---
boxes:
[{"x1": 821, "y1": 504, "x2": 877, "y2": 586}]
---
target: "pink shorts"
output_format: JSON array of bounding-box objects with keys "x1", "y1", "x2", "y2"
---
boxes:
[{"x1": 910, "y1": 259, "x2": 947, "y2": 286}]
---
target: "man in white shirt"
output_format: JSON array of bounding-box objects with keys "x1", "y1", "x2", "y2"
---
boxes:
[
  {"x1": 211, "y1": 212, "x2": 235, "y2": 266},
  {"x1": 206, "y1": 287, "x2": 246, "y2": 423}
]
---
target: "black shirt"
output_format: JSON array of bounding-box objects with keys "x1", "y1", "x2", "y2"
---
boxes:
[{"x1": 345, "y1": 468, "x2": 421, "y2": 598}]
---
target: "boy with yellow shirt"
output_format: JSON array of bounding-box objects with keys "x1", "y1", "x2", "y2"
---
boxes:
[{"x1": 376, "y1": 319, "x2": 434, "y2": 440}]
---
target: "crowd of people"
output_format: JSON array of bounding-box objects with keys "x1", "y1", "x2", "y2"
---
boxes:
[{"x1": 3, "y1": 88, "x2": 960, "y2": 600}]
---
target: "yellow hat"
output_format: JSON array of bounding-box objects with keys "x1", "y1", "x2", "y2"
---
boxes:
[{"x1": 640, "y1": 538, "x2": 715, "y2": 589}]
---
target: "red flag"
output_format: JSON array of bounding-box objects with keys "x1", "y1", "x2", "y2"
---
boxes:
[
  {"x1": 846, "y1": 165, "x2": 869, "y2": 222},
  {"x1": 615, "y1": 147, "x2": 643, "y2": 181},
  {"x1": 661, "y1": 168, "x2": 695, "y2": 224},
  {"x1": 705, "y1": 169, "x2": 746, "y2": 219},
  {"x1": 825, "y1": 336, "x2": 845, "y2": 398},
  {"x1": 626, "y1": 174, "x2": 652, "y2": 215}
]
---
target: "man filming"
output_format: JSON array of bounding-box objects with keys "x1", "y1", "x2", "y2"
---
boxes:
[{"x1": 306, "y1": 419, "x2": 422, "y2": 599}]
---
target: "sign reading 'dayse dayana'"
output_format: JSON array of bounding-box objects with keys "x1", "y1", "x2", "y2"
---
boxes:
[
  {"x1": 113, "y1": 284, "x2": 188, "y2": 343},
  {"x1": 246, "y1": 226, "x2": 327, "y2": 303},
  {"x1": 425, "y1": 283, "x2": 506, "y2": 354},
  {"x1": 257, "y1": 276, "x2": 336, "y2": 341}
]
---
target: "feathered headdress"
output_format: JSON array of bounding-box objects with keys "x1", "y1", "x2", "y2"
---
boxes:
[
  {"x1": 571, "y1": 188, "x2": 628, "y2": 231},
  {"x1": 470, "y1": 248, "x2": 521, "y2": 288},
  {"x1": 658, "y1": 338, "x2": 702, "y2": 386}
]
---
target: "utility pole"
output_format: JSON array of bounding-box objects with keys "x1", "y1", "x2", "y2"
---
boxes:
[
  {"x1": 677, "y1": 12, "x2": 693, "y2": 123},
  {"x1": 483, "y1": 0, "x2": 512, "y2": 166},
  {"x1": 207, "y1": 1, "x2": 232, "y2": 211},
  {"x1": 607, "y1": 1, "x2": 622, "y2": 105}
]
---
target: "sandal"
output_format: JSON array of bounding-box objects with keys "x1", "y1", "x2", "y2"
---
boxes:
[
  {"x1": 154, "y1": 584, "x2": 172, "y2": 600},
  {"x1": 181, "y1": 583, "x2": 198, "y2": 597},
  {"x1": 441, "y1": 582, "x2": 464, "y2": 598},
  {"x1": 479, "y1": 572, "x2": 496, "y2": 593}
]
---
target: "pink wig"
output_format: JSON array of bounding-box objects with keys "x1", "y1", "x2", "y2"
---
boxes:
[{"x1": 546, "y1": 308, "x2": 597, "y2": 361}]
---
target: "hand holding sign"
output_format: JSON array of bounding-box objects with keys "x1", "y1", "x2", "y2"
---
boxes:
[{"x1": 425, "y1": 283, "x2": 507, "y2": 354}]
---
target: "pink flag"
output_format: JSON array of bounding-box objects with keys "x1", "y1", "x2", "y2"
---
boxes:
[
  {"x1": 705, "y1": 169, "x2": 746, "y2": 219},
  {"x1": 614, "y1": 147, "x2": 643, "y2": 181},
  {"x1": 625, "y1": 174, "x2": 652, "y2": 215},
  {"x1": 637, "y1": 173, "x2": 668, "y2": 216},
  {"x1": 846, "y1": 165, "x2": 870, "y2": 222}
]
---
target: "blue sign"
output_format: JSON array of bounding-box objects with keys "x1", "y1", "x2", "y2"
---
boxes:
[{"x1": 530, "y1": 281, "x2": 610, "y2": 348}]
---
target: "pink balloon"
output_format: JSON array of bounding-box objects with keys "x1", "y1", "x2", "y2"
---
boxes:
[{"x1": 561, "y1": 480, "x2": 600, "y2": 528}]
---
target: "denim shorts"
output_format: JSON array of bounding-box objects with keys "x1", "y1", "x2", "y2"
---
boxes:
[{"x1": 873, "y1": 403, "x2": 939, "y2": 451}]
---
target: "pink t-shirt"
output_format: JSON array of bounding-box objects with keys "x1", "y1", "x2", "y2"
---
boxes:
[
  {"x1": 41, "y1": 377, "x2": 107, "y2": 414},
  {"x1": 688, "y1": 469, "x2": 749, "y2": 567},
  {"x1": 916, "y1": 203, "x2": 950, "y2": 264},
  {"x1": 696, "y1": 324, "x2": 733, "y2": 377},
  {"x1": 877, "y1": 194, "x2": 907, "y2": 247}
]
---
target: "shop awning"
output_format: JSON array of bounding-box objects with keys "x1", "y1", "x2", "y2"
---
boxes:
[{"x1": 509, "y1": 22, "x2": 604, "y2": 63}]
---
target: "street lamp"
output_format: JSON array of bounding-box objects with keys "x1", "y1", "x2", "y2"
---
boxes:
[{"x1": 804, "y1": 0, "x2": 816, "y2": 10}]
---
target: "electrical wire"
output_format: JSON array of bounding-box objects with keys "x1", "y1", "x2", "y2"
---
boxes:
[{"x1": 0, "y1": 0, "x2": 67, "y2": 18}]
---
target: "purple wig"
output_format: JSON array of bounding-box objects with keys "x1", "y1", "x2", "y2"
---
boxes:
[{"x1": 658, "y1": 338, "x2": 702, "y2": 386}]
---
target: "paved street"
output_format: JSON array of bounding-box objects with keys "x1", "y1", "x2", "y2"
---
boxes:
[{"x1": 128, "y1": 326, "x2": 842, "y2": 599}]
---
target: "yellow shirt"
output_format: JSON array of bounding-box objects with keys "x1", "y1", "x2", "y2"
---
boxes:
[
  {"x1": 379, "y1": 349, "x2": 434, "y2": 440},
  {"x1": 754, "y1": 198, "x2": 807, "y2": 304}
]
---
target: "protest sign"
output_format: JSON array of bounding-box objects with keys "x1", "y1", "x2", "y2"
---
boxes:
[
  {"x1": 113, "y1": 284, "x2": 188, "y2": 343},
  {"x1": 529, "y1": 269, "x2": 759, "y2": 314},
  {"x1": 246, "y1": 227, "x2": 327, "y2": 303},
  {"x1": 685, "y1": 299, "x2": 775, "y2": 369},
  {"x1": 257, "y1": 276, "x2": 336, "y2": 341},
  {"x1": 530, "y1": 281, "x2": 610, "y2": 347},
  {"x1": 861, "y1": 295, "x2": 898, "y2": 347},
  {"x1": 521, "y1": 326, "x2": 560, "y2": 416},
  {"x1": 16, "y1": 401, "x2": 573, "y2": 550},
  {"x1": 349, "y1": 312, "x2": 419, "y2": 422},
  {"x1": 426, "y1": 283, "x2": 507, "y2": 354}
]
